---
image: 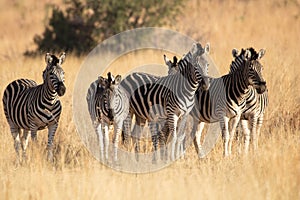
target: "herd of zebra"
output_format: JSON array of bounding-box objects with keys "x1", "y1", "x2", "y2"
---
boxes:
[{"x1": 2, "y1": 42, "x2": 268, "y2": 165}]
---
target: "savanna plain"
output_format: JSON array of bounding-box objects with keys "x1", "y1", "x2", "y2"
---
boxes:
[{"x1": 0, "y1": 0, "x2": 299, "y2": 199}]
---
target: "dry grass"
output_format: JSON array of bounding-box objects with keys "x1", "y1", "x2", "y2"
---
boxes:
[{"x1": 0, "y1": 0, "x2": 299, "y2": 199}]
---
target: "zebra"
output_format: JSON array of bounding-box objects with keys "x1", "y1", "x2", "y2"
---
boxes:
[
  {"x1": 159, "y1": 53, "x2": 212, "y2": 160},
  {"x1": 86, "y1": 73, "x2": 112, "y2": 162},
  {"x1": 2, "y1": 52, "x2": 66, "y2": 162},
  {"x1": 86, "y1": 72, "x2": 129, "y2": 163},
  {"x1": 190, "y1": 47, "x2": 267, "y2": 157},
  {"x1": 120, "y1": 43, "x2": 210, "y2": 161},
  {"x1": 231, "y1": 49, "x2": 269, "y2": 153}
]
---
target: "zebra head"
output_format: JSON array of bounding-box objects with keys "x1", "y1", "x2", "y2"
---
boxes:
[
  {"x1": 187, "y1": 43, "x2": 211, "y2": 90},
  {"x1": 106, "y1": 72, "x2": 122, "y2": 118},
  {"x1": 232, "y1": 48, "x2": 267, "y2": 94},
  {"x1": 189, "y1": 43, "x2": 211, "y2": 90},
  {"x1": 185, "y1": 43, "x2": 210, "y2": 69},
  {"x1": 44, "y1": 52, "x2": 66, "y2": 96},
  {"x1": 96, "y1": 75, "x2": 109, "y2": 96}
]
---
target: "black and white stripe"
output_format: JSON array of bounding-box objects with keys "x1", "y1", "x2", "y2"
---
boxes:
[
  {"x1": 2, "y1": 53, "x2": 66, "y2": 162},
  {"x1": 237, "y1": 88, "x2": 268, "y2": 153},
  {"x1": 191, "y1": 48, "x2": 267, "y2": 157},
  {"x1": 87, "y1": 72, "x2": 129, "y2": 162},
  {"x1": 86, "y1": 73, "x2": 112, "y2": 161},
  {"x1": 230, "y1": 48, "x2": 269, "y2": 153},
  {"x1": 120, "y1": 43, "x2": 210, "y2": 161}
]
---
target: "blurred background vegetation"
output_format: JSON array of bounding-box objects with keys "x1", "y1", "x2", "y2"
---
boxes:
[{"x1": 24, "y1": 0, "x2": 185, "y2": 56}]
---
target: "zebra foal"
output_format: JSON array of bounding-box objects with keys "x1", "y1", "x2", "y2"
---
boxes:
[
  {"x1": 87, "y1": 72, "x2": 129, "y2": 163},
  {"x1": 2, "y1": 53, "x2": 66, "y2": 162}
]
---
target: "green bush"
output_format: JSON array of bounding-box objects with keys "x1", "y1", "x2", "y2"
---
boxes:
[{"x1": 25, "y1": 0, "x2": 184, "y2": 56}]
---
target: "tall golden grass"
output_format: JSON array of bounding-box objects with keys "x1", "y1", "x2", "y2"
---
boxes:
[{"x1": 0, "y1": 0, "x2": 299, "y2": 199}]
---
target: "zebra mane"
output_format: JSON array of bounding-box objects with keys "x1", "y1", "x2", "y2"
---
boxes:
[
  {"x1": 50, "y1": 55, "x2": 59, "y2": 65},
  {"x1": 229, "y1": 47, "x2": 259, "y2": 73},
  {"x1": 181, "y1": 54, "x2": 208, "y2": 76},
  {"x1": 46, "y1": 55, "x2": 59, "y2": 70},
  {"x1": 240, "y1": 47, "x2": 259, "y2": 60}
]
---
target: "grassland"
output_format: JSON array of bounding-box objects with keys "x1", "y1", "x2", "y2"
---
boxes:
[{"x1": 0, "y1": 0, "x2": 299, "y2": 199}]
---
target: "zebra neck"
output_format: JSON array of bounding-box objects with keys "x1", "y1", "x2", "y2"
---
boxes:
[
  {"x1": 180, "y1": 63, "x2": 198, "y2": 90},
  {"x1": 229, "y1": 69, "x2": 251, "y2": 104},
  {"x1": 41, "y1": 82, "x2": 58, "y2": 104}
]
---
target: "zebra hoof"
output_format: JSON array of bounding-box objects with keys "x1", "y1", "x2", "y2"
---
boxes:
[
  {"x1": 47, "y1": 151, "x2": 55, "y2": 163},
  {"x1": 198, "y1": 148, "x2": 206, "y2": 159}
]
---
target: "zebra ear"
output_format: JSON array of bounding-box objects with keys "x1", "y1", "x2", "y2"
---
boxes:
[
  {"x1": 45, "y1": 53, "x2": 53, "y2": 64},
  {"x1": 191, "y1": 43, "x2": 198, "y2": 55},
  {"x1": 114, "y1": 75, "x2": 122, "y2": 85},
  {"x1": 258, "y1": 49, "x2": 266, "y2": 60},
  {"x1": 173, "y1": 56, "x2": 178, "y2": 64},
  {"x1": 98, "y1": 76, "x2": 108, "y2": 87},
  {"x1": 107, "y1": 72, "x2": 113, "y2": 83},
  {"x1": 232, "y1": 48, "x2": 239, "y2": 58},
  {"x1": 163, "y1": 54, "x2": 170, "y2": 63},
  {"x1": 59, "y1": 52, "x2": 66, "y2": 65},
  {"x1": 244, "y1": 49, "x2": 252, "y2": 60},
  {"x1": 204, "y1": 43, "x2": 210, "y2": 54}
]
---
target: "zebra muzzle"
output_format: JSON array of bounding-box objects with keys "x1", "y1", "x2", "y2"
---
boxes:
[
  {"x1": 256, "y1": 81, "x2": 266, "y2": 94},
  {"x1": 57, "y1": 82, "x2": 66, "y2": 96},
  {"x1": 108, "y1": 109, "x2": 114, "y2": 121}
]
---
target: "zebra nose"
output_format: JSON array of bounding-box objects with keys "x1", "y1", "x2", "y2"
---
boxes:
[
  {"x1": 257, "y1": 81, "x2": 266, "y2": 94},
  {"x1": 200, "y1": 77, "x2": 210, "y2": 91},
  {"x1": 260, "y1": 81, "x2": 266, "y2": 86},
  {"x1": 108, "y1": 109, "x2": 114, "y2": 120},
  {"x1": 57, "y1": 82, "x2": 66, "y2": 96}
]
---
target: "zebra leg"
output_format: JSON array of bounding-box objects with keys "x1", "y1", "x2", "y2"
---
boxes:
[
  {"x1": 158, "y1": 122, "x2": 169, "y2": 161},
  {"x1": 220, "y1": 116, "x2": 230, "y2": 157},
  {"x1": 31, "y1": 131, "x2": 37, "y2": 142},
  {"x1": 168, "y1": 114, "x2": 179, "y2": 161},
  {"x1": 47, "y1": 123, "x2": 58, "y2": 162},
  {"x1": 235, "y1": 121, "x2": 242, "y2": 154},
  {"x1": 122, "y1": 114, "x2": 132, "y2": 150},
  {"x1": 255, "y1": 114, "x2": 264, "y2": 150},
  {"x1": 113, "y1": 121, "x2": 123, "y2": 164},
  {"x1": 21, "y1": 130, "x2": 31, "y2": 161},
  {"x1": 241, "y1": 119, "x2": 250, "y2": 154},
  {"x1": 250, "y1": 115, "x2": 258, "y2": 151},
  {"x1": 228, "y1": 114, "x2": 241, "y2": 155},
  {"x1": 96, "y1": 123, "x2": 105, "y2": 161},
  {"x1": 176, "y1": 116, "x2": 187, "y2": 159},
  {"x1": 11, "y1": 128, "x2": 21, "y2": 163},
  {"x1": 149, "y1": 121, "x2": 158, "y2": 163},
  {"x1": 103, "y1": 124, "x2": 109, "y2": 162},
  {"x1": 192, "y1": 121, "x2": 205, "y2": 158},
  {"x1": 132, "y1": 117, "x2": 145, "y2": 162}
]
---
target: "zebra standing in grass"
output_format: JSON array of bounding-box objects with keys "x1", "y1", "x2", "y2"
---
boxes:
[
  {"x1": 231, "y1": 48, "x2": 269, "y2": 153},
  {"x1": 2, "y1": 53, "x2": 66, "y2": 162},
  {"x1": 86, "y1": 73, "x2": 112, "y2": 162},
  {"x1": 121, "y1": 43, "x2": 210, "y2": 161},
  {"x1": 87, "y1": 72, "x2": 129, "y2": 163},
  {"x1": 190, "y1": 48, "x2": 267, "y2": 157},
  {"x1": 156, "y1": 53, "x2": 211, "y2": 160}
]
